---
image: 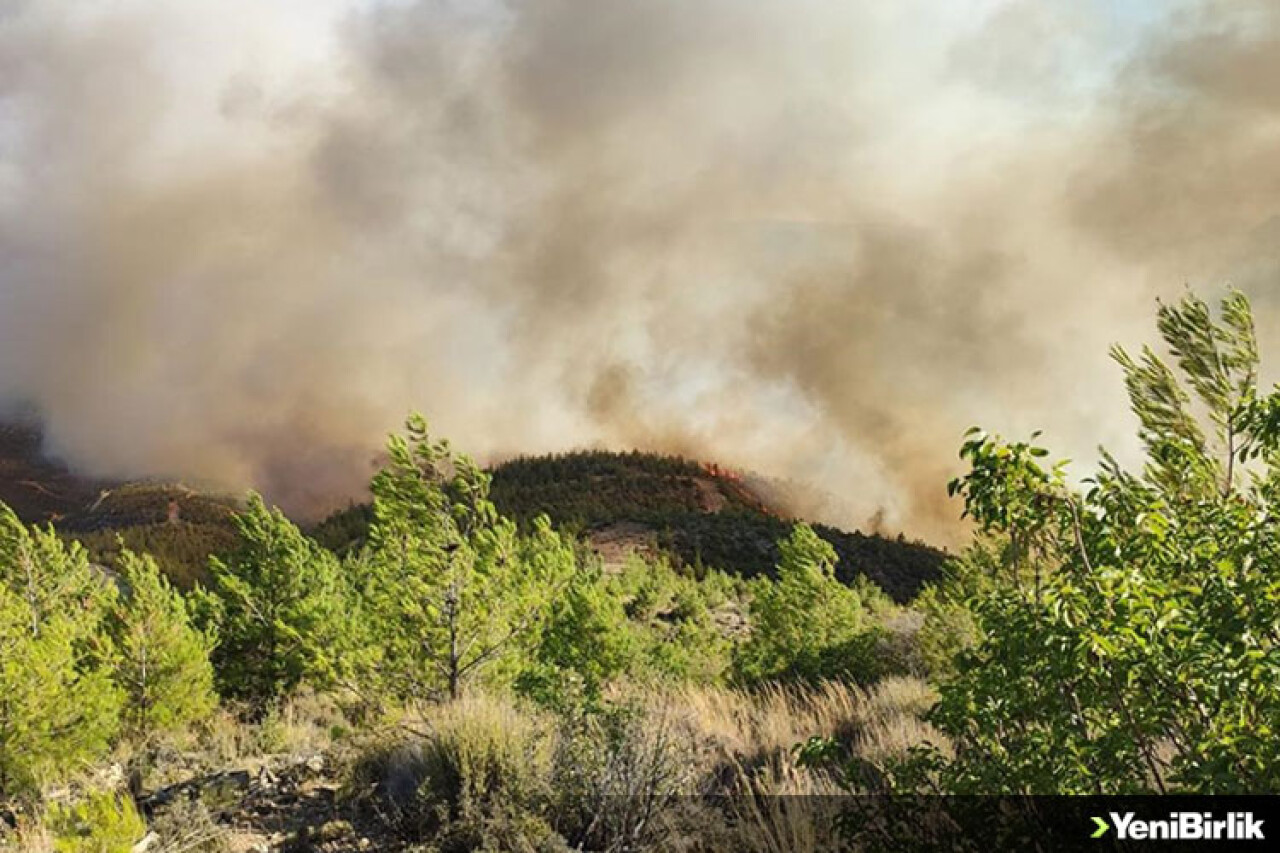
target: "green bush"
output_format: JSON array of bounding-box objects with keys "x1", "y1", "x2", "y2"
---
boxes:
[
  {"x1": 902, "y1": 291, "x2": 1280, "y2": 794},
  {"x1": 46, "y1": 792, "x2": 146, "y2": 853},
  {"x1": 733, "y1": 524, "x2": 879, "y2": 686}
]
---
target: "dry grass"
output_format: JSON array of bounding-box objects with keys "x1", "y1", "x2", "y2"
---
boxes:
[
  {"x1": 345, "y1": 679, "x2": 944, "y2": 850},
  {"x1": 348, "y1": 693, "x2": 558, "y2": 845},
  {"x1": 189, "y1": 688, "x2": 350, "y2": 774},
  {"x1": 648, "y1": 677, "x2": 947, "y2": 850},
  {"x1": 0, "y1": 819, "x2": 50, "y2": 853},
  {"x1": 663, "y1": 675, "x2": 946, "y2": 774},
  {"x1": 1, "y1": 679, "x2": 946, "y2": 851}
]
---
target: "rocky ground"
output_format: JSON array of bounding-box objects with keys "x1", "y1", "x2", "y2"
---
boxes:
[{"x1": 135, "y1": 752, "x2": 391, "y2": 853}]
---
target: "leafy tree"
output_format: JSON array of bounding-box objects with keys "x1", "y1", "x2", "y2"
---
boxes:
[
  {"x1": 911, "y1": 545, "x2": 991, "y2": 681},
  {"x1": 516, "y1": 565, "x2": 639, "y2": 710},
  {"x1": 0, "y1": 506, "x2": 120, "y2": 799},
  {"x1": 362, "y1": 415, "x2": 575, "y2": 702},
  {"x1": 903, "y1": 290, "x2": 1280, "y2": 794},
  {"x1": 201, "y1": 493, "x2": 349, "y2": 706},
  {"x1": 733, "y1": 523, "x2": 875, "y2": 685},
  {"x1": 107, "y1": 549, "x2": 216, "y2": 741}
]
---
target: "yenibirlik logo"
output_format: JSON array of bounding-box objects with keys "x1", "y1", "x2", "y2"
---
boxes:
[{"x1": 1091, "y1": 811, "x2": 1265, "y2": 841}]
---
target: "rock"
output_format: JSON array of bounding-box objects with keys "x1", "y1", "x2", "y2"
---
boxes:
[{"x1": 131, "y1": 831, "x2": 159, "y2": 852}]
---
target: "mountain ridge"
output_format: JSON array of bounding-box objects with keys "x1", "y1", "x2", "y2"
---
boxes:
[{"x1": 0, "y1": 423, "x2": 946, "y2": 601}]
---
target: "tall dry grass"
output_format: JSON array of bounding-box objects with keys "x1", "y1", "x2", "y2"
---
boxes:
[
  {"x1": 349, "y1": 678, "x2": 946, "y2": 850},
  {"x1": 651, "y1": 677, "x2": 948, "y2": 852},
  {"x1": 663, "y1": 675, "x2": 946, "y2": 775}
]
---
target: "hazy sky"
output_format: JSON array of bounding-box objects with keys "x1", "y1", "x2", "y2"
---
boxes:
[{"x1": 3, "y1": 0, "x2": 1278, "y2": 542}]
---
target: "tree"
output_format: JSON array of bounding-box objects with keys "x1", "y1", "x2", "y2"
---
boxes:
[
  {"x1": 908, "y1": 290, "x2": 1280, "y2": 794},
  {"x1": 202, "y1": 493, "x2": 349, "y2": 706},
  {"x1": 733, "y1": 523, "x2": 874, "y2": 685},
  {"x1": 0, "y1": 506, "x2": 120, "y2": 799},
  {"x1": 107, "y1": 549, "x2": 216, "y2": 742},
  {"x1": 362, "y1": 415, "x2": 575, "y2": 702},
  {"x1": 516, "y1": 564, "x2": 640, "y2": 710}
]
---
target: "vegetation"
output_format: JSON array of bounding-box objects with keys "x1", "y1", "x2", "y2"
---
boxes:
[
  {"x1": 0, "y1": 508, "x2": 120, "y2": 801},
  {"x1": 106, "y1": 550, "x2": 217, "y2": 742},
  {"x1": 64, "y1": 485, "x2": 243, "y2": 590},
  {"x1": 733, "y1": 524, "x2": 886, "y2": 686},
  {"x1": 798, "y1": 290, "x2": 1280, "y2": 801},
  {"x1": 3, "y1": 290, "x2": 1278, "y2": 848},
  {"x1": 200, "y1": 494, "x2": 348, "y2": 706},
  {"x1": 357, "y1": 417, "x2": 578, "y2": 704},
  {"x1": 517, "y1": 552, "x2": 737, "y2": 709},
  {"x1": 316, "y1": 448, "x2": 948, "y2": 601},
  {"x1": 44, "y1": 792, "x2": 146, "y2": 853},
  {"x1": 492, "y1": 450, "x2": 946, "y2": 601}
]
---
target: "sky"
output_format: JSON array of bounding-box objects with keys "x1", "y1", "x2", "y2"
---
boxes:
[{"x1": 2, "y1": 0, "x2": 1279, "y2": 543}]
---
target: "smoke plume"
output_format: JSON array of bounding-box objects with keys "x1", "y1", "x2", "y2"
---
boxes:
[{"x1": 2, "y1": 0, "x2": 1279, "y2": 542}]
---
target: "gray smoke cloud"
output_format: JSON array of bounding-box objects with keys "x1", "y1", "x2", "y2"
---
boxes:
[{"x1": 2, "y1": 0, "x2": 1278, "y2": 543}]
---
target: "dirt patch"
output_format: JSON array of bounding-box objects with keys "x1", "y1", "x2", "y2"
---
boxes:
[{"x1": 586, "y1": 521, "x2": 661, "y2": 572}]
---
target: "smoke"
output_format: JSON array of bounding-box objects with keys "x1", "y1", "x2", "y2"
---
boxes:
[{"x1": 1, "y1": 0, "x2": 1277, "y2": 542}]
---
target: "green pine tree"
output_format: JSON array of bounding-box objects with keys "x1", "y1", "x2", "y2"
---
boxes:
[
  {"x1": 516, "y1": 564, "x2": 640, "y2": 709},
  {"x1": 362, "y1": 415, "x2": 576, "y2": 702},
  {"x1": 733, "y1": 523, "x2": 872, "y2": 685},
  {"x1": 202, "y1": 493, "x2": 349, "y2": 706},
  {"x1": 108, "y1": 549, "x2": 217, "y2": 742},
  {"x1": 0, "y1": 506, "x2": 121, "y2": 799}
]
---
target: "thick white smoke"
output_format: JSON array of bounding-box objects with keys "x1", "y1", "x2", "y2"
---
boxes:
[{"x1": 2, "y1": 0, "x2": 1278, "y2": 542}]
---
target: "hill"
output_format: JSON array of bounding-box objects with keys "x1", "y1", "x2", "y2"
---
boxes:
[
  {"x1": 0, "y1": 422, "x2": 243, "y2": 588},
  {"x1": 0, "y1": 424, "x2": 944, "y2": 600},
  {"x1": 0, "y1": 421, "x2": 112, "y2": 523},
  {"x1": 60, "y1": 483, "x2": 243, "y2": 589},
  {"x1": 317, "y1": 450, "x2": 947, "y2": 602}
]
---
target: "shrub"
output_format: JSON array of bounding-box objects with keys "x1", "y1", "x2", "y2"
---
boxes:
[
  {"x1": 45, "y1": 792, "x2": 146, "y2": 853},
  {"x1": 902, "y1": 291, "x2": 1280, "y2": 794},
  {"x1": 147, "y1": 796, "x2": 229, "y2": 853},
  {"x1": 550, "y1": 700, "x2": 704, "y2": 851},
  {"x1": 351, "y1": 695, "x2": 555, "y2": 848},
  {"x1": 733, "y1": 524, "x2": 877, "y2": 686}
]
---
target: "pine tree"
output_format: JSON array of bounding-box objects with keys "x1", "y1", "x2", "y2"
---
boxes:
[
  {"x1": 362, "y1": 415, "x2": 576, "y2": 702},
  {"x1": 202, "y1": 494, "x2": 349, "y2": 706},
  {"x1": 733, "y1": 523, "x2": 871, "y2": 685},
  {"x1": 108, "y1": 550, "x2": 217, "y2": 742},
  {"x1": 516, "y1": 564, "x2": 640, "y2": 709},
  {"x1": 0, "y1": 505, "x2": 121, "y2": 799}
]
